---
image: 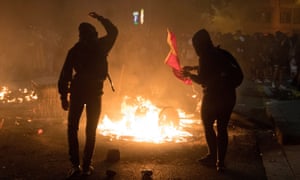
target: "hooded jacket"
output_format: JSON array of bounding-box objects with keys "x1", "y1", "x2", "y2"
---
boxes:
[{"x1": 58, "y1": 17, "x2": 118, "y2": 100}]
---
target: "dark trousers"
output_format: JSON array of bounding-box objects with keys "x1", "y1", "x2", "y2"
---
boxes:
[
  {"x1": 201, "y1": 89, "x2": 236, "y2": 164},
  {"x1": 67, "y1": 94, "x2": 101, "y2": 168}
]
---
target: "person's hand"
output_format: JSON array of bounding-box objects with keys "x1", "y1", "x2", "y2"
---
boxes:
[
  {"x1": 181, "y1": 66, "x2": 194, "y2": 77},
  {"x1": 61, "y1": 99, "x2": 69, "y2": 111},
  {"x1": 181, "y1": 69, "x2": 191, "y2": 78},
  {"x1": 182, "y1": 66, "x2": 194, "y2": 72},
  {"x1": 88, "y1": 12, "x2": 103, "y2": 20}
]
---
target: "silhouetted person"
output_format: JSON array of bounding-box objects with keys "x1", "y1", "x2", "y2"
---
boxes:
[
  {"x1": 183, "y1": 29, "x2": 243, "y2": 172},
  {"x1": 58, "y1": 12, "x2": 118, "y2": 178}
]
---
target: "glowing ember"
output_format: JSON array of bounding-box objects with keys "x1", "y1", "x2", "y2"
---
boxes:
[
  {"x1": 0, "y1": 86, "x2": 38, "y2": 104},
  {"x1": 0, "y1": 86, "x2": 9, "y2": 101},
  {"x1": 98, "y1": 96, "x2": 196, "y2": 144},
  {"x1": 37, "y1": 128, "x2": 44, "y2": 135}
]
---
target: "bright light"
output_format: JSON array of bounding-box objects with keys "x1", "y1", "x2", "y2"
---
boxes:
[
  {"x1": 133, "y1": 11, "x2": 139, "y2": 25},
  {"x1": 0, "y1": 86, "x2": 38, "y2": 104},
  {"x1": 97, "y1": 96, "x2": 195, "y2": 144},
  {"x1": 132, "y1": 8, "x2": 145, "y2": 25},
  {"x1": 140, "y1": 9, "x2": 144, "y2": 24}
]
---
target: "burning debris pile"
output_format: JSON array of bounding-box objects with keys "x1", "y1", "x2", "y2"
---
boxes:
[
  {"x1": 0, "y1": 85, "x2": 44, "y2": 135},
  {"x1": 0, "y1": 86, "x2": 38, "y2": 104},
  {"x1": 98, "y1": 96, "x2": 202, "y2": 144}
]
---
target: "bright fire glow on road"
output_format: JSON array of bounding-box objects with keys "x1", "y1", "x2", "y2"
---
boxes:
[{"x1": 97, "y1": 96, "x2": 199, "y2": 144}]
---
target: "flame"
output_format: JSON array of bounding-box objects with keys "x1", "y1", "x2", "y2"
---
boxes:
[
  {"x1": 98, "y1": 96, "x2": 196, "y2": 144},
  {"x1": 0, "y1": 86, "x2": 9, "y2": 101},
  {"x1": 0, "y1": 86, "x2": 38, "y2": 104}
]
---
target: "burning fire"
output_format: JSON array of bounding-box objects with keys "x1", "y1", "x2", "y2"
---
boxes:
[
  {"x1": 98, "y1": 96, "x2": 198, "y2": 144},
  {"x1": 0, "y1": 86, "x2": 38, "y2": 104}
]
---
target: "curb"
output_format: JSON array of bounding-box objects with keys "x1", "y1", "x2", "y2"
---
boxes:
[
  {"x1": 256, "y1": 130, "x2": 296, "y2": 179},
  {"x1": 265, "y1": 100, "x2": 300, "y2": 145}
]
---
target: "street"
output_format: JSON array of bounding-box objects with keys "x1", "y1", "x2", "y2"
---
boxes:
[{"x1": 0, "y1": 104, "x2": 268, "y2": 180}]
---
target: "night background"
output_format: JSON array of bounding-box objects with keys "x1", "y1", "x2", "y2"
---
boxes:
[
  {"x1": 0, "y1": 0, "x2": 300, "y2": 179},
  {"x1": 2, "y1": 0, "x2": 292, "y2": 111}
]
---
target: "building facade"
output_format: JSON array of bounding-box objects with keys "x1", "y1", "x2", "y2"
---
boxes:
[{"x1": 245, "y1": 0, "x2": 300, "y2": 34}]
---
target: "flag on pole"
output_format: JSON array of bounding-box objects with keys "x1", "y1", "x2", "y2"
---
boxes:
[{"x1": 165, "y1": 29, "x2": 192, "y2": 85}]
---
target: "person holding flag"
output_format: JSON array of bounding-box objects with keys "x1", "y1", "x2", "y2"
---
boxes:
[
  {"x1": 181, "y1": 29, "x2": 243, "y2": 172},
  {"x1": 165, "y1": 29, "x2": 192, "y2": 85}
]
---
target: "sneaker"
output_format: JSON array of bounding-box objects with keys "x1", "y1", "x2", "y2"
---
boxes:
[
  {"x1": 198, "y1": 154, "x2": 216, "y2": 167},
  {"x1": 66, "y1": 166, "x2": 81, "y2": 179},
  {"x1": 82, "y1": 165, "x2": 94, "y2": 176},
  {"x1": 216, "y1": 161, "x2": 226, "y2": 173},
  {"x1": 217, "y1": 165, "x2": 226, "y2": 173}
]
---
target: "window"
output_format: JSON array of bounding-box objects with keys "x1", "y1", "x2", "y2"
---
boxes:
[
  {"x1": 260, "y1": 10, "x2": 272, "y2": 23},
  {"x1": 280, "y1": 8, "x2": 292, "y2": 24},
  {"x1": 293, "y1": 8, "x2": 300, "y2": 24},
  {"x1": 280, "y1": 0, "x2": 296, "y2": 5}
]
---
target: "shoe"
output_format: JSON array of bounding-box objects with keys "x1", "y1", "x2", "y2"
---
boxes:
[
  {"x1": 198, "y1": 154, "x2": 216, "y2": 167},
  {"x1": 82, "y1": 165, "x2": 94, "y2": 176},
  {"x1": 66, "y1": 165, "x2": 81, "y2": 179},
  {"x1": 216, "y1": 161, "x2": 226, "y2": 173},
  {"x1": 217, "y1": 165, "x2": 226, "y2": 172}
]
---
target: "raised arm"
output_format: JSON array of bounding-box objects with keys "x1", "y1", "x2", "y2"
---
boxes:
[{"x1": 89, "y1": 12, "x2": 118, "y2": 54}]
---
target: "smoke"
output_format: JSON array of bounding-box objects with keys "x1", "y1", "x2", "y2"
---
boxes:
[
  {"x1": 207, "y1": 0, "x2": 278, "y2": 33},
  {"x1": 0, "y1": 0, "x2": 210, "y2": 111}
]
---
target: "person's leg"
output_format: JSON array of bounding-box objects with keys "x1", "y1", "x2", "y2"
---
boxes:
[
  {"x1": 200, "y1": 95, "x2": 217, "y2": 165},
  {"x1": 82, "y1": 95, "x2": 101, "y2": 173},
  {"x1": 216, "y1": 112, "x2": 231, "y2": 168},
  {"x1": 68, "y1": 98, "x2": 84, "y2": 167},
  {"x1": 216, "y1": 91, "x2": 236, "y2": 171},
  {"x1": 297, "y1": 71, "x2": 300, "y2": 90},
  {"x1": 272, "y1": 65, "x2": 279, "y2": 88},
  {"x1": 279, "y1": 66, "x2": 287, "y2": 88}
]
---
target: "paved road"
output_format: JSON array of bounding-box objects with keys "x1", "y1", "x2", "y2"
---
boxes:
[
  {"x1": 0, "y1": 110, "x2": 268, "y2": 180},
  {"x1": 1, "y1": 79, "x2": 290, "y2": 180}
]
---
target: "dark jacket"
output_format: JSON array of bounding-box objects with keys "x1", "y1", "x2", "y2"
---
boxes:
[
  {"x1": 189, "y1": 47, "x2": 242, "y2": 95},
  {"x1": 58, "y1": 18, "x2": 118, "y2": 100}
]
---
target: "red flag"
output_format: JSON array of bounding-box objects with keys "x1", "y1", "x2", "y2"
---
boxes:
[{"x1": 165, "y1": 29, "x2": 192, "y2": 85}]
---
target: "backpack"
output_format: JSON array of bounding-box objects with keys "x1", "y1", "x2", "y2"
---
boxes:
[{"x1": 217, "y1": 48, "x2": 244, "y2": 88}]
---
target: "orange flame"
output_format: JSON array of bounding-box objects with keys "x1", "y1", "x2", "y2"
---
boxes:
[
  {"x1": 0, "y1": 86, "x2": 38, "y2": 104},
  {"x1": 98, "y1": 96, "x2": 197, "y2": 144}
]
